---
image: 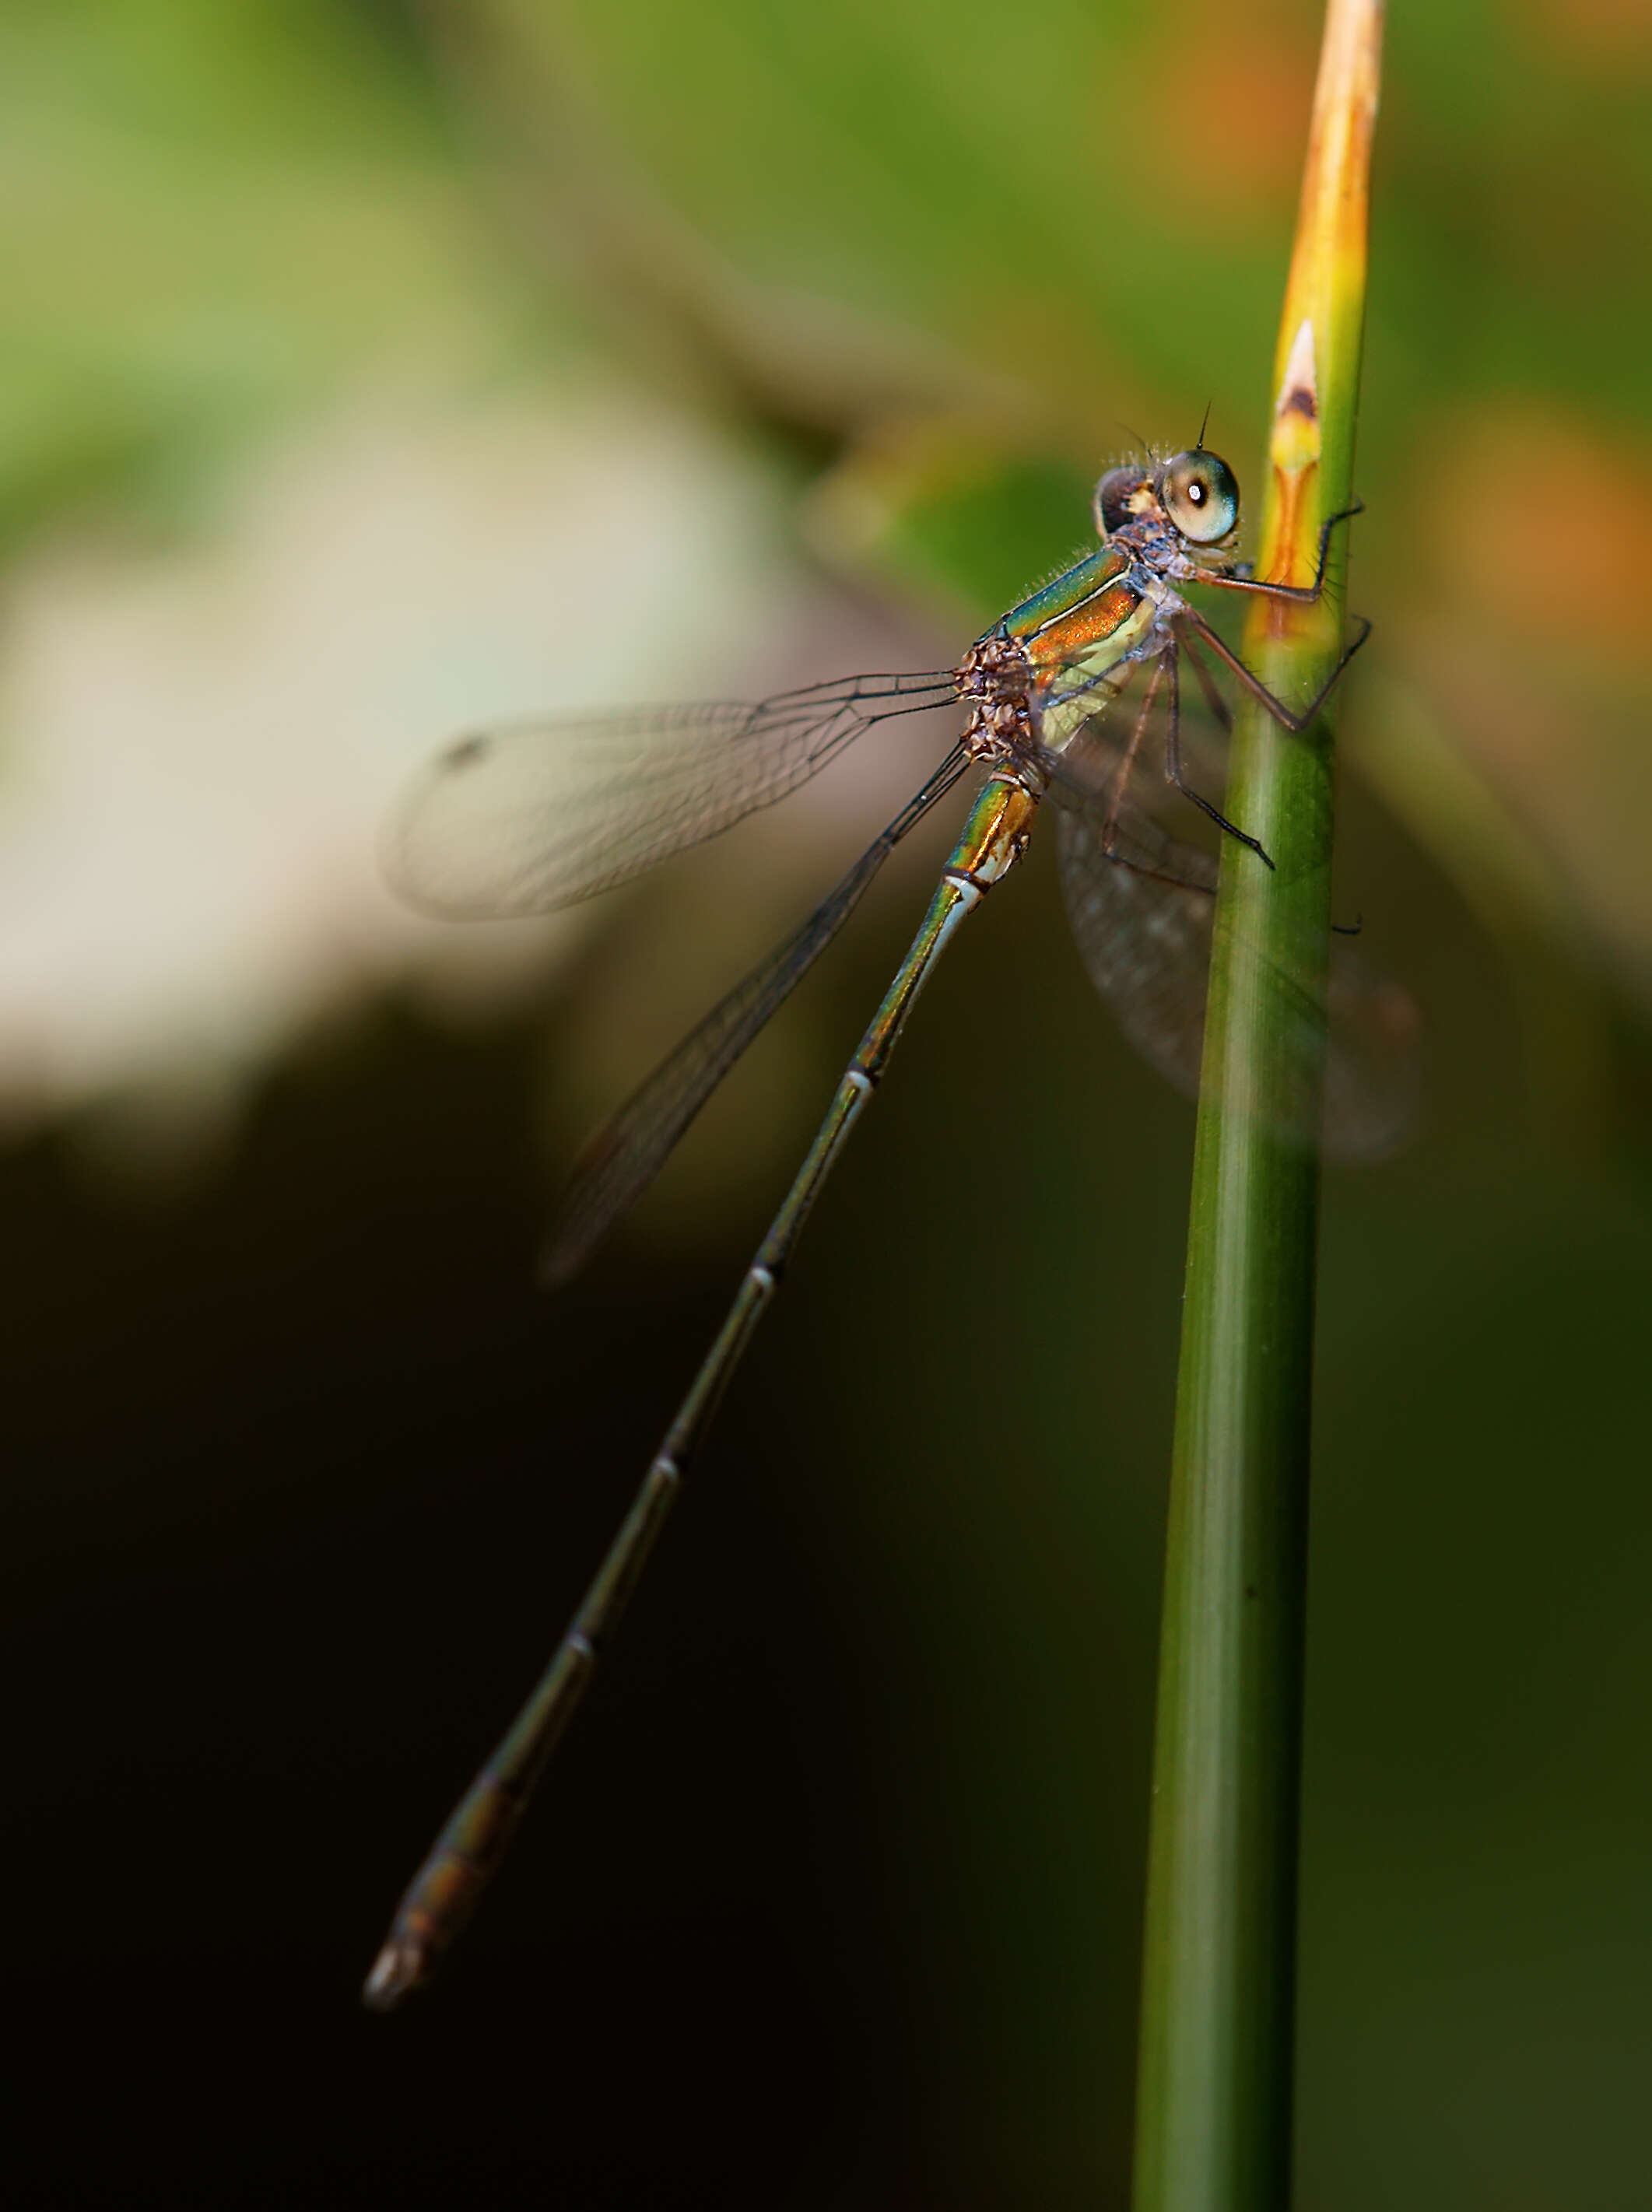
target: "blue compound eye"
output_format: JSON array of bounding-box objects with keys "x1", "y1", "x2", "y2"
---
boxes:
[{"x1": 1159, "y1": 449, "x2": 1240, "y2": 545}]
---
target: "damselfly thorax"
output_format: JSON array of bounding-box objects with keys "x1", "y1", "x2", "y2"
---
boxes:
[{"x1": 957, "y1": 545, "x2": 1164, "y2": 779}]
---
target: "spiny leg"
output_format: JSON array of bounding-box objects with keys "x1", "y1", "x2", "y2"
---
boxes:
[
  {"x1": 1160, "y1": 642, "x2": 1275, "y2": 869},
  {"x1": 1181, "y1": 496, "x2": 1370, "y2": 731},
  {"x1": 363, "y1": 772, "x2": 1042, "y2": 2010},
  {"x1": 1102, "y1": 655, "x2": 1164, "y2": 854},
  {"x1": 1175, "y1": 620, "x2": 1233, "y2": 735},
  {"x1": 1178, "y1": 615, "x2": 1367, "y2": 938},
  {"x1": 1176, "y1": 603, "x2": 1371, "y2": 735},
  {"x1": 1197, "y1": 500, "x2": 1364, "y2": 606}
]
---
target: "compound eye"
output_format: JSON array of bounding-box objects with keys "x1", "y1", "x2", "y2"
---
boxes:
[
  {"x1": 1159, "y1": 450, "x2": 1240, "y2": 545},
  {"x1": 1093, "y1": 464, "x2": 1149, "y2": 538}
]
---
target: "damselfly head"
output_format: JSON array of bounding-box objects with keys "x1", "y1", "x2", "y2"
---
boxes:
[{"x1": 1093, "y1": 447, "x2": 1243, "y2": 558}]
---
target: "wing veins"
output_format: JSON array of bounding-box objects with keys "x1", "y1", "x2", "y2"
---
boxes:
[
  {"x1": 386, "y1": 670, "x2": 959, "y2": 920},
  {"x1": 541, "y1": 745, "x2": 974, "y2": 1285},
  {"x1": 1048, "y1": 692, "x2": 1417, "y2": 1156}
]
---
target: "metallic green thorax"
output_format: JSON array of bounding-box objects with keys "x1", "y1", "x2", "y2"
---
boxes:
[
  {"x1": 996, "y1": 544, "x2": 1162, "y2": 756},
  {"x1": 999, "y1": 541, "x2": 1131, "y2": 637}
]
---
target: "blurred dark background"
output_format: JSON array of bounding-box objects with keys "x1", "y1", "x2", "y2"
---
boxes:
[{"x1": 6, "y1": 2, "x2": 1652, "y2": 2205}]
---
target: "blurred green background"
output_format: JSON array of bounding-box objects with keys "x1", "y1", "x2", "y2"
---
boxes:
[{"x1": 6, "y1": 2, "x2": 1652, "y2": 2206}]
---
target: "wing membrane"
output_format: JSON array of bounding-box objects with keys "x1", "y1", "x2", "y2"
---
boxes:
[
  {"x1": 1054, "y1": 783, "x2": 1218, "y2": 1106},
  {"x1": 385, "y1": 671, "x2": 956, "y2": 918},
  {"x1": 542, "y1": 746, "x2": 974, "y2": 1286},
  {"x1": 1053, "y1": 718, "x2": 1419, "y2": 1159}
]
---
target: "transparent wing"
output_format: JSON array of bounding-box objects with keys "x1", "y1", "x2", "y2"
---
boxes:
[
  {"x1": 1320, "y1": 943, "x2": 1423, "y2": 1161},
  {"x1": 384, "y1": 671, "x2": 957, "y2": 919},
  {"x1": 1053, "y1": 780, "x2": 1218, "y2": 1106},
  {"x1": 1053, "y1": 717, "x2": 1419, "y2": 1160},
  {"x1": 542, "y1": 747, "x2": 973, "y2": 1286}
]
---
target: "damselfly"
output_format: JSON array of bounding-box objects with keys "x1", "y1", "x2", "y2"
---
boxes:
[{"x1": 365, "y1": 443, "x2": 1412, "y2": 2006}]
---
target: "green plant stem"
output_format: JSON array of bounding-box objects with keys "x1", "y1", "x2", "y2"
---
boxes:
[{"x1": 1131, "y1": 4, "x2": 1384, "y2": 2208}]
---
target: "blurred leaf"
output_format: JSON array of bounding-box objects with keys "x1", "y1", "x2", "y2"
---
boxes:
[{"x1": 0, "y1": 0, "x2": 526, "y2": 548}]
